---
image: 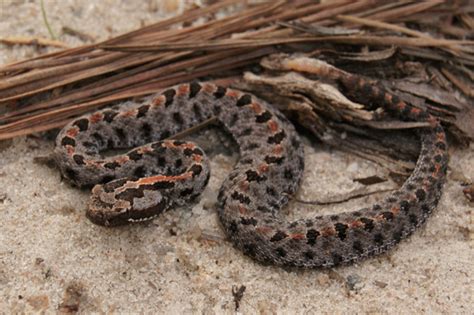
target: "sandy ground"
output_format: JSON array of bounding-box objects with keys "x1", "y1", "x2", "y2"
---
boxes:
[{"x1": 0, "y1": 1, "x2": 472, "y2": 314}]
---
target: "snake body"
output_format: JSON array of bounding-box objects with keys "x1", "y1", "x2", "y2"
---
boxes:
[{"x1": 55, "y1": 73, "x2": 448, "y2": 267}]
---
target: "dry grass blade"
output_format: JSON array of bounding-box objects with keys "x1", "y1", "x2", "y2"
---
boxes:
[{"x1": 100, "y1": 36, "x2": 473, "y2": 52}]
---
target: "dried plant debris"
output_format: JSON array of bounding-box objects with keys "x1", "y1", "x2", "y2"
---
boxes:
[
  {"x1": 240, "y1": 53, "x2": 464, "y2": 173},
  {"x1": 0, "y1": 0, "x2": 471, "y2": 164}
]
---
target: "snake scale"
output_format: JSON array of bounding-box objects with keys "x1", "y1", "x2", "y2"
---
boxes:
[{"x1": 54, "y1": 65, "x2": 448, "y2": 268}]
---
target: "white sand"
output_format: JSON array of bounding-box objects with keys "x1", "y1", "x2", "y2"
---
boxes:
[{"x1": 1, "y1": 1, "x2": 472, "y2": 313}]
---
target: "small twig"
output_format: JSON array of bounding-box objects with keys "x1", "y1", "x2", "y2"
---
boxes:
[
  {"x1": 166, "y1": 117, "x2": 218, "y2": 140},
  {"x1": 40, "y1": 0, "x2": 56, "y2": 39},
  {"x1": 232, "y1": 285, "x2": 246, "y2": 311},
  {"x1": 294, "y1": 187, "x2": 396, "y2": 205}
]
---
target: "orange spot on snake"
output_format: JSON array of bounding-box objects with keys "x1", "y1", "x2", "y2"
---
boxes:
[
  {"x1": 89, "y1": 112, "x2": 104, "y2": 123},
  {"x1": 350, "y1": 220, "x2": 364, "y2": 229},
  {"x1": 396, "y1": 101, "x2": 406, "y2": 111},
  {"x1": 239, "y1": 181, "x2": 249, "y2": 192},
  {"x1": 202, "y1": 83, "x2": 215, "y2": 93},
  {"x1": 258, "y1": 163, "x2": 269, "y2": 173},
  {"x1": 436, "y1": 132, "x2": 446, "y2": 142},
  {"x1": 410, "y1": 108, "x2": 421, "y2": 115},
  {"x1": 268, "y1": 120, "x2": 279, "y2": 132},
  {"x1": 66, "y1": 127, "x2": 79, "y2": 138},
  {"x1": 391, "y1": 206, "x2": 400, "y2": 215},
  {"x1": 272, "y1": 145, "x2": 283, "y2": 155},
  {"x1": 256, "y1": 226, "x2": 273, "y2": 235},
  {"x1": 115, "y1": 156, "x2": 130, "y2": 164},
  {"x1": 250, "y1": 102, "x2": 263, "y2": 114},
  {"x1": 238, "y1": 205, "x2": 248, "y2": 215},
  {"x1": 177, "y1": 84, "x2": 190, "y2": 95},
  {"x1": 136, "y1": 172, "x2": 193, "y2": 185},
  {"x1": 152, "y1": 95, "x2": 164, "y2": 106},
  {"x1": 290, "y1": 233, "x2": 305, "y2": 240},
  {"x1": 137, "y1": 146, "x2": 153, "y2": 154},
  {"x1": 226, "y1": 90, "x2": 238, "y2": 98},
  {"x1": 163, "y1": 141, "x2": 195, "y2": 149},
  {"x1": 121, "y1": 110, "x2": 137, "y2": 117},
  {"x1": 192, "y1": 154, "x2": 202, "y2": 163},
  {"x1": 321, "y1": 226, "x2": 336, "y2": 237}
]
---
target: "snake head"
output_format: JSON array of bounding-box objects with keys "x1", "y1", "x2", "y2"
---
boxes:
[{"x1": 86, "y1": 179, "x2": 170, "y2": 226}]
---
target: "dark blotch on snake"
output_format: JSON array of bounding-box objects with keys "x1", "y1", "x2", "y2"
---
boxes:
[
  {"x1": 276, "y1": 247, "x2": 287, "y2": 257},
  {"x1": 161, "y1": 130, "x2": 171, "y2": 139},
  {"x1": 352, "y1": 240, "x2": 363, "y2": 253},
  {"x1": 374, "y1": 233, "x2": 384, "y2": 245},
  {"x1": 163, "y1": 89, "x2": 176, "y2": 107},
  {"x1": 421, "y1": 204, "x2": 431, "y2": 214},
  {"x1": 382, "y1": 212, "x2": 394, "y2": 221},
  {"x1": 189, "y1": 82, "x2": 201, "y2": 98},
  {"x1": 236, "y1": 94, "x2": 252, "y2": 107},
  {"x1": 114, "y1": 128, "x2": 126, "y2": 141},
  {"x1": 141, "y1": 123, "x2": 152, "y2": 140},
  {"x1": 246, "y1": 170, "x2": 266, "y2": 182},
  {"x1": 284, "y1": 168, "x2": 293, "y2": 180},
  {"x1": 231, "y1": 191, "x2": 251, "y2": 205},
  {"x1": 213, "y1": 86, "x2": 227, "y2": 99},
  {"x1": 409, "y1": 214, "x2": 418, "y2": 225},
  {"x1": 192, "y1": 148, "x2": 203, "y2": 156},
  {"x1": 192, "y1": 103, "x2": 203, "y2": 119},
  {"x1": 173, "y1": 112, "x2": 184, "y2": 125},
  {"x1": 304, "y1": 251, "x2": 315, "y2": 260},
  {"x1": 104, "y1": 161, "x2": 120, "y2": 170},
  {"x1": 240, "y1": 128, "x2": 253, "y2": 137},
  {"x1": 306, "y1": 229, "x2": 320, "y2": 246},
  {"x1": 243, "y1": 243, "x2": 256, "y2": 256},
  {"x1": 137, "y1": 105, "x2": 150, "y2": 118},
  {"x1": 73, "y1": 154, "x2": 85, "y2": 165},
  {"x1": 61, "y1": 136, "x2": 76, "y2": 147},
  {"x1": 151, "y1": 181, "x2": 175, "y2": 190},
  {"x1": 268, "y1": 130, "x2": 286, "y2": 144},
  {"x1": 157, "y1": 157, "x2": 166, "y2": 167},
  {"x1": 189, "y1": 164, "x2": 203, "y2": 176},
  {"x1": 332, "y1": 253, "x2": 343, "y2": 265},
  {"x1": 180, "y1": 188, "x2": 194, "y2": 197},
  {"x1": 244, "y1": 143, "x2": 260, "y2": 151},
  {"x1": 65, "y1": 168, "x2": 78, "y2": 181},
  {"x1": 134, "y1": 166, "x2": 146, "y2": 178},
  {"x1": 334, "y1": 223, "x2": 348, "y2": 240},
  {"x1": 255, "y1": 111, "x2": 272, "y2": 123},
  {"x1": 270, "y1": 230, "x2": 288, "y2": 242},
  {"x1": 415, "y1": 189, "x2": 426, "y2": 201},
  {"x1": 266, "y1": 186, "x2": 277, "y2": 197},
  {"x1": 400, "y1": 200, "x2": 410, "y2": 213},
  {"x1": 360, "y1": 217, "x2": 374, "y2": 232},
  {"x1": 264, "y1": 156, "x2": 284, "y2": 165},
  {"x1": 73, "y1": 119, "x2": 89, "y2": 131},
  {"x1": 127, "y1": 151, "x2": 142, "y2": 161},
  {"x1": 229, "y1": 113, "x2": 239, "y2": 127},
  {"x1": 393, "y1": 230, "x2": 403, "y2": 243},
  {"x1": 241, "y1": 217, "x2": 257, "y2": 226},
  {"x1": 103, "y1": 110, "x2": 118, "y2": 123}
]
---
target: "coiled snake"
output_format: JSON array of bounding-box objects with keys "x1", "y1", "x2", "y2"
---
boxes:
[{"x1": 54, "y1": 64, "x2": 448, "y2": 268}]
